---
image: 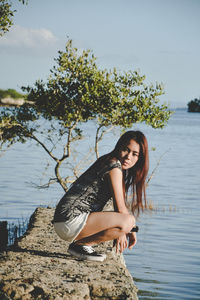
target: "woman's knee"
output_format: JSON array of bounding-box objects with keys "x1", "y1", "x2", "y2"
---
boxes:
[{"x1": 120, "y1": 214, "x2": 135, "y2": 233}]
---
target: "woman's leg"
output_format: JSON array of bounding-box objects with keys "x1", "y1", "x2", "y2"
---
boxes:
[
  {"x1": 75, "y1": 227, "x2": 124, "y2": 246},
  {"x1": 75, "y1": 211, "x2": 135, "y2": 245}
]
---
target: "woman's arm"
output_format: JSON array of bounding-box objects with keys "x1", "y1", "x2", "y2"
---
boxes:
[
  {"x1": 108, "y1": 167, "x2": 129, "y2": 214},
  {"x1": 108, "y1": 167, "x2": 129, "y2": 253}
]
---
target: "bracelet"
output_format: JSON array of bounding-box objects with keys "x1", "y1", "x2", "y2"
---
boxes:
[{"x1": 130, "y1": 225, "x2": 139, "y2": 233}]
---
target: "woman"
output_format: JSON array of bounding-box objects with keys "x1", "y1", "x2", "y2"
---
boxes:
[{"x1": 53, "y1": 130, "x2": 149, "y2": 262}]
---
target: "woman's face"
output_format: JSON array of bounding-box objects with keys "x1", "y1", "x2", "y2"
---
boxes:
[{"x1": 119, "y1": 139, "x2": 140, "y2": 170}]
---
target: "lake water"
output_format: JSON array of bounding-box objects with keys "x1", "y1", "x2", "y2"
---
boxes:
[{"x1": 1, "y1": 108, "x2": 200, "y2": 299}]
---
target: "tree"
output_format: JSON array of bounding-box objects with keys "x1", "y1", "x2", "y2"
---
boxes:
[
  {"x1": 0, "y1": 0, "x2": 27, "y2": 37},
  {"x1": 187, "y1": 97, "x2": 200, "y2": 112},
  {"x1": 93, "y1": 69, "x2": 172, "y2": 158},
  {"x1": 0, "y1": 39, "x2": 173, "y2": 192}
]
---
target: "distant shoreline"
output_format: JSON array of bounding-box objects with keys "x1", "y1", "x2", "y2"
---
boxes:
[{"x1": 0, "y1": 97, "x2": 34, "y2": 106}]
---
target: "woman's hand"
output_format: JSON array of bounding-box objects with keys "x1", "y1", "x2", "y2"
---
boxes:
[
  {"x1": 116, "y1": 234, "x2": 128, "y2": 253},
  {"x1": 127, "y1": 232, "x2": 137, "y2": 249}
]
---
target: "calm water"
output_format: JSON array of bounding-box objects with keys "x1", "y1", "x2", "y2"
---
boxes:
[{"x1": 1, "y1": 108, "x2": 200, "y2": 299}]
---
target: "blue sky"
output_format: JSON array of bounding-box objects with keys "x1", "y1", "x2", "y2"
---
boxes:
[{"x1": 0, "y1": 0, "x2": 200, "y2": 108}]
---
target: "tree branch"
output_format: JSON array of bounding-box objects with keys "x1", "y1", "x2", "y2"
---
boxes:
[
  {"x1": 31, "y1": 134, "x2": 58, "y2": 162},
  {"x1": 95, "y1": 125, "x2": 114, "y2": 158},
  {"x1": 146, "y1": 149, "x2": 170, "y2": 186},
  {"x1": 55, "y1": 160, "x2": 68, "y2": 192},
  {"x1": 95, "y1": 125, "x2": 103, "y2": 159},
  {"x1": 27, "y1": 178, "x2": 58, "y2": 189}
]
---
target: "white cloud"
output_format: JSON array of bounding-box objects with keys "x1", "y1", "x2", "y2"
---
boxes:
[{"x1": 0, "y1": 25, "x2": 58, "y2": 55}]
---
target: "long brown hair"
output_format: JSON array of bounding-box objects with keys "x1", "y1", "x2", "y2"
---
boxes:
[{"x1": 110, "y1": 130, "x2": 149, "y2": 215}]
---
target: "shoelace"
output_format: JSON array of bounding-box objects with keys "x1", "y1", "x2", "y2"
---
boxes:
[{"x1": 82, "y1": 245, "x2": 95, "y2": 254}]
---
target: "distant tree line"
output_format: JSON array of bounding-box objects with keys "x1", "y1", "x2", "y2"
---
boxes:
[
  {"x1": 187, "y1": 97, "x2": 200, "y2": 112},
  {"x1": 0, "y1": 89, "x2": 26, "y2": 100}
]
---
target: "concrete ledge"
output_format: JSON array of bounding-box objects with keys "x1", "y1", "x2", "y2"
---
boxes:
[{"x1": 0, "y1": 207, "x2": 138, "y2": 299}]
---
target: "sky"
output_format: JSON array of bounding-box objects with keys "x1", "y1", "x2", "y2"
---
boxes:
[{"x1": 0, "y1": 0, "x2": 200, "y2": 108}]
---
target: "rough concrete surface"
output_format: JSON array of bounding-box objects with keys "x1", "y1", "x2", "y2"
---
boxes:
[{"x1": 0, "y1": 207, "x2": 138, "y2": 300}]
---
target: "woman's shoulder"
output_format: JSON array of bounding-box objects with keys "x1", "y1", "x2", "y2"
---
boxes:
[
  {"x1": 96, "y1": 156, "x2": 122, "y2": 177},
  {"x1": 106, "y1": 158, "x2": 122, "y2": 170},
  {"x1": 96, "y1": 154, "x2": 121, "y2": 167}
]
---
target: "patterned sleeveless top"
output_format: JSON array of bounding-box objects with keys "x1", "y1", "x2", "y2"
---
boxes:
[{"x1": 53, "y1": 158, "x2": 122, "y2": 223}]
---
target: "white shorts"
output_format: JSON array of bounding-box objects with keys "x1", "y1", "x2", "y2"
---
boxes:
[{"x1": 53, "y1": 212, "x2": 90, "y2": 243}]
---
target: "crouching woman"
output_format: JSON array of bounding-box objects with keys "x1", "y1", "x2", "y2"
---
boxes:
[{"x1": 52, "y1": 130, "x2": 149, "y2": 261}]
